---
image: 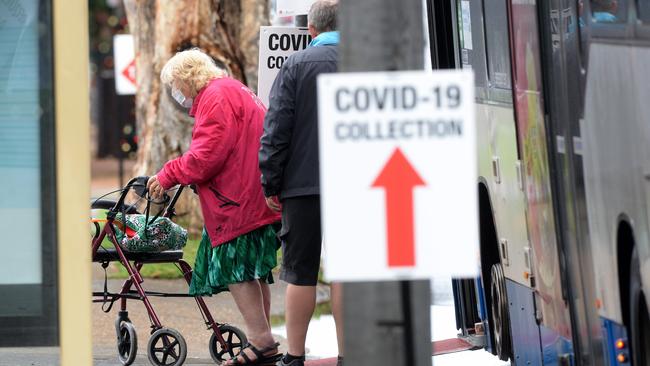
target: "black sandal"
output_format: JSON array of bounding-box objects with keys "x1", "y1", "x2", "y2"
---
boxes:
[{"x1": 229, "y1": 342, "x2": 281, "y2": 365}]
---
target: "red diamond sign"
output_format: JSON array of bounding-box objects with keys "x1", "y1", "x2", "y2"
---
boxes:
[
  {"x1": 114, "y1": 34, "x2": 136, "y2": 95},
  {"x1": 121, "y1": 59, "x2": 136, "y2": 86}
]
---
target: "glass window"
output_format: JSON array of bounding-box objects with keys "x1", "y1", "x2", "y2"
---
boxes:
[
  {"x1": 639, "y1": 0, "x2": 650, "y2": 22},
  {"x1": 0, "y1": 0, "x2": 58, "y2": 346},
  {"x1": 484, "y1": 0, "x2": 512, "y2": 90},
  {"x1": 591, "y1": 0, "x2": 628, "y2": 23},
  {"x1": 457, "y1": 0, "x2": 488, "y2": 98}
]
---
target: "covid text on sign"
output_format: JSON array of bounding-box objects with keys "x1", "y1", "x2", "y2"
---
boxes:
[
  {"x1": 318, "y1": 70, "x2": 479, "y2": 281},
  {"x1": 331, "y1": 84, "x2": 464, "y2": 142},
  {"x1": 257, "y1": 26, "x2": 312, "y2": 106}
]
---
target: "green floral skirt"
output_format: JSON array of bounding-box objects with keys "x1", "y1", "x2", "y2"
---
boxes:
[{"x1": 189, "y1": 225, "x2": 280, "y2": 296}]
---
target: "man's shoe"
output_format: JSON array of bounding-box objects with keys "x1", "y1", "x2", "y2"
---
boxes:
[
  {"x1": 276, "y1": 354, "x2": 305, "y2": 366},
  {"x1": 336, "y1": 356, "x2": 344, "y2": 366}
]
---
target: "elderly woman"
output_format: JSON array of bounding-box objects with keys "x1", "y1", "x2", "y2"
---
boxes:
[{"x1": 147, "y1": 49, "x2": 281, "y2": 365}]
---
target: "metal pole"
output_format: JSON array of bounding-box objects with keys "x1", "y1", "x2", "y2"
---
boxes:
[
  {"x1": 338, "y1": 1, "x2": 432, "y2": 365},
  {"x1": 118, "y1": 149, "x2": 124, "y2": 188},
  {"x1": 118, "y1": 100, "x2": 125, "y2": 188}
]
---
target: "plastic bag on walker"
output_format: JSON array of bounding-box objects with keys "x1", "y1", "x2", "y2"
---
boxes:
[{"x1": 113, "y1": 213, "x2": 188, "y2": 253}]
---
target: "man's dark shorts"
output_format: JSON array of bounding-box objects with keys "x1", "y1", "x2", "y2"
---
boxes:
[{"x1": 278, "y1": 195, "x2": 321, "y2": 286}]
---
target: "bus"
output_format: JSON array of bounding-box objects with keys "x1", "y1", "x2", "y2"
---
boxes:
[{"x1": 425, "y1": 1, "x2": 650, "y2": 365}]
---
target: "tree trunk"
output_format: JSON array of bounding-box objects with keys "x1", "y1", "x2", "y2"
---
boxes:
[{"x1": 124, "y1": 0, "x2": 269, "y2": 234}]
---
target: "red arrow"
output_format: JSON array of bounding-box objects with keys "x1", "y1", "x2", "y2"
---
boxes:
[{"x1": 372, "y1": 148, "x2": 426, "y2": 267}]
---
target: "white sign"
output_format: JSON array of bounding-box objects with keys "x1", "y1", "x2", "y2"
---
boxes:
[
  {"x1": 277, "y1": 0, "x2": 314, "y2": 16},
  {"x1": 113, "y1": 34, "x2": 136, "y2": 95},
  {"x1": 257, "y1": 26, "x2": 312, "y2": 107},
  {"x1": 318, "y1": 70, "x2": 478, "y2": 281}
]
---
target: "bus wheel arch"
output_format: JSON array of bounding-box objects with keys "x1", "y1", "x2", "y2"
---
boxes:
[
  {"x1": 620, "y1": 218, "x2": 650, "y2": 366},
  {"x1": 478, "y1": 183, "x2": 512, "y2": 360}
]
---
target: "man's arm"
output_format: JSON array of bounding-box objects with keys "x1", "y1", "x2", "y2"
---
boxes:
[{"x1": 259, "y1": 61, "x2": 297, "y2": 197}]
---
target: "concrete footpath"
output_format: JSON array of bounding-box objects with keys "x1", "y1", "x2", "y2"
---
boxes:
[
  {"x1": 0, "y1": 268, "x2": 331, "y2": 366},
  {"x1": 0, "y1": 349, "x2": 338, "y2": 366},
  {"x1": 0, "y1": 263, "x2": 509, "y2": 366},
  {"x1": 0, "y1": 289, "x2": 509, "y2": 366},
  {"x1": 90, "y1": 264, "x2": 329, "y2": 365},
  {"x1": 90, "y1": 276, "x2": 286, "y2": 361}
]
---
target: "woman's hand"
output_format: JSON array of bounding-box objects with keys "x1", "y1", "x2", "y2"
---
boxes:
[
  {"x1": 265, "y1": 196, "x2": 281, "y2": 212},
  {"x1": 146, "y1": 175, "x2": 165, "y2": 200}
]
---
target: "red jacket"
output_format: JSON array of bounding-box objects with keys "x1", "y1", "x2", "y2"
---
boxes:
[{"x1": 157, "y1": 77, "x2": 280, "y2": 247}]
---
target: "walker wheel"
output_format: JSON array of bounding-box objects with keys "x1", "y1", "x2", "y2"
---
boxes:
[
  {"x1": 147, "y1": 328, "x2": 187, "y2": 366},
  {"x1": 209, "y1": 325, "x2": 248, "y2": 364},
  {"x1": 117, "y1": 322, "x2": 137, "y2": 365}
]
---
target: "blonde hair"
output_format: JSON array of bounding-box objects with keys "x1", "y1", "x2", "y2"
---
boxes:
[{"x1": 160, "y1": 48, "x2": 227, "y2": 96}]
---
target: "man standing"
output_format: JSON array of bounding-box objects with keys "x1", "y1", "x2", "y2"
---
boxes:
[{"x1": 259, "y1": 1, "x2": 342, "y2": 366}]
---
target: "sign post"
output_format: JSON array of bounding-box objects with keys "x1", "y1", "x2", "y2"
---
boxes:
[
  {"x1": 320, "y1": 1, "x2": 479, "y2": 365},
  {"x1": 257, "y1": 2, "x2": 314, "y2": 105}
]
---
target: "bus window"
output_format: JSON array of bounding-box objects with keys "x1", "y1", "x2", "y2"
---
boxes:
[
  {"x1": 456, "y1": 0, "x2": 489, "y2": 99},
  {"x1": 577, "y1": 0, "x2": 589, "y2": 54},
  {"x1": 483, "y1": 0, "x2": 512, "y2": 90},
  {"x1": 638, "y1": 0, "x2": 650, "y2": 22},
  {"x1": 590, "y1": 0, "x2": 628, "y2": 23}
]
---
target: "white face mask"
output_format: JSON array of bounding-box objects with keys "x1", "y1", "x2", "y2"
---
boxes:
[{"x1": 171, "y1": 87, "x2": 193, "y2": 108}]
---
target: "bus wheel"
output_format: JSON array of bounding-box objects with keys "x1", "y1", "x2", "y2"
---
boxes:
[
  {"x1": 491, "y1": 263, "x2": 512, "y2": 361},
  {"x1": 630, "y1": 248, "x2": 650, "y2": 366}
]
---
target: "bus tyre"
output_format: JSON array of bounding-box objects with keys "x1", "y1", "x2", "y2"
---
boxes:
[
  {"x1": 491, "y1": 263, "x2": 513, "y2": 361},
  {"x1": 629, "y1": 248, "x2": 650, "y2": 366}
]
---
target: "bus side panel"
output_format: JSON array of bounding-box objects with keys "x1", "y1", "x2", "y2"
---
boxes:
[
  {"x1": 506, "y1": 279, "x2": 543, "y2": 366},
  {"x1": 510, "y1": 0, "x2": 573, "y2": 340},
  {"x1": 539, "y1": 325, "x2": 573, "y2": 365},
  {"x1": 477, "y1": 102, "x2": 532, "y2": 352},
  {"x1": 583, "y1": 43, "x2": 650, "y2": 363},
  {"x1": 583, "y1": 43, "x2": 649, "y2": 323},
  {"x1": 486, "y1": 105, "x2": 530, "y2": 287},
  {"x1": 631, "y1": 45, "x2": 650, "y2": 319}
]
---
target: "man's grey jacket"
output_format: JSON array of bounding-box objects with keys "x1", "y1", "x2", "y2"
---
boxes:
[{"x1": 259, "y1": 44, "x2": 338, "y2": 199}]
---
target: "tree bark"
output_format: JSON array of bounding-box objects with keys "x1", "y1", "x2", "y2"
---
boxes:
[{"x1": 124, "y1": 0, "x2": 269, "y2": 233}]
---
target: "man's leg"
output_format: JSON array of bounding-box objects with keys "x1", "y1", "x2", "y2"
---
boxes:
[
  {"x1": 285, "y1": 284, "x2": 317, "y2": 356},
  {"x1": 331, "y1": 282, "x2": 344, "y2": 357},
  {"x1": 278, "y1": 196, "x2": 322, "y2": 363}
]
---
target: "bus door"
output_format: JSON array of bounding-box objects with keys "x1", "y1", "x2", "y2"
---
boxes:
[
  {"x1": 536, "y1": 0, "x2": 606, "y2": 365},
  {"x1": 425, "y1": 0, "x2": 486, "y2": 339},
  {"x1": 507, "y1": 0, "x2": 575, "y2": 363},
  {"x1": 450, "y1": 0, "x2": 546, "y2": 363}
]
